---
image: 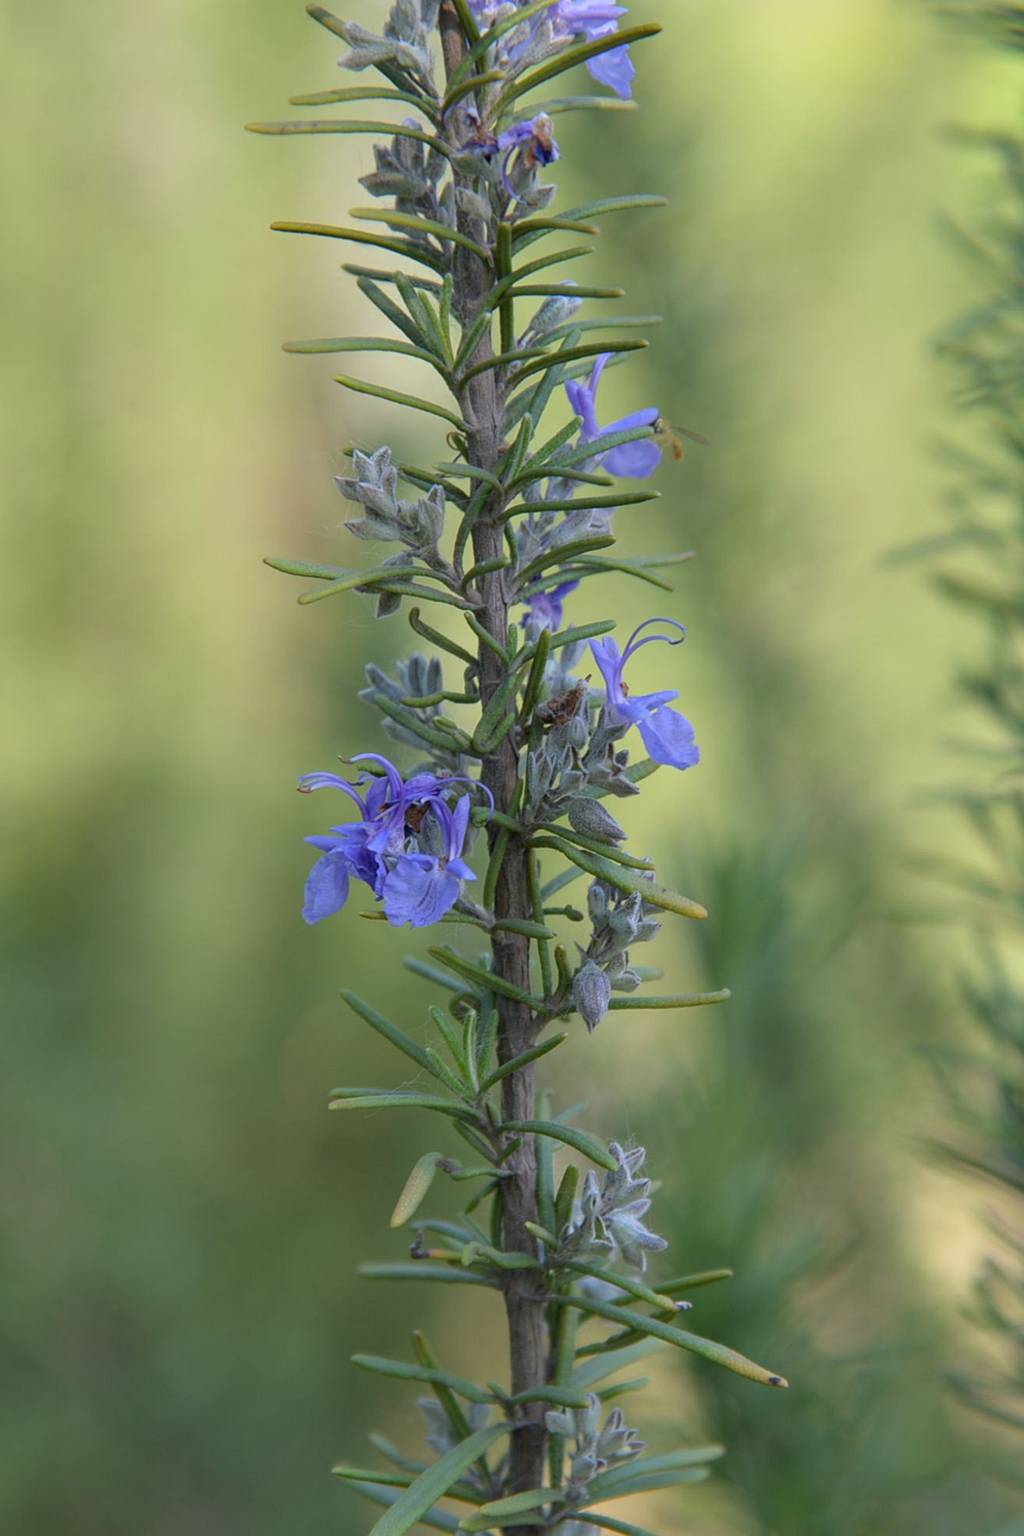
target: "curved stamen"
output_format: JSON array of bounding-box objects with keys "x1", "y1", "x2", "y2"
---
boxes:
[
  {"x1": 622, "y1": 616, "x2": 688, "y2": 664},
  {"x1": 297, "y1": 772, "x2": 368, "y2": 814},
  {"x1": 350, "y1": 753, "x2": 405, "y2": 803}
]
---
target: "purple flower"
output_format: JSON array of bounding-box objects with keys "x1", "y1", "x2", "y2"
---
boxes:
[
  {"x1": 495, "y1": 114, "x2": 560, "y2": 202},
  {"x1": 553, "y1": 2, "x2": 636, "y2": 100},
  {"x1": 381, "y1": 794, "x2": 477, "y2": 927},
  {"x1": 589, "y1": 619, "x2": 700, "y2": 770},
  {"x1": 521, "y1": 577, "x2": 580, "y2": 633},
  {"x1": 299, "y1": 755, "x2": 488, "y2": 927},
  {"x1": 565, "y1": 353, "x2": 661, "y2": 479},
  {"x1": 497, "y1": 115, "x2": 560, "y2": 168},
  {"x1": 466, "y1": 2, "x2": 637, "y2": 100}
]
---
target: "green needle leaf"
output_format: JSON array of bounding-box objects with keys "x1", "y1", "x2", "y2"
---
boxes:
[
  {"x1": 333, "y1": 373, "x2": 469, "y2": 431},
  {"x1": 270, "y1": 220, "x2": 446, "y2": 273},
  {"x1": 478, "y1": 1034, "x2": 568, "y2": 1094},
  {"x1": 365, "y1": 1424, "x2": 510, "y2": 1536},
  {"x1": 329, "y1": 1089, "x2": 480, "y2": 1124},
  {"x1": 339, "y1": 990, "x2": 433, "y2": 1072},
  {"x1": 606, "y1": 991, "x2": 731, "y2": 1011},
  {"x1": 502, "y1": 1120, "x2": 618, "y2": 1172},
  {"x1": 586, "y1": 1448, "x2": 724, "y2": 1501},
  {"x1": 499, "y1": 24, "x2": 662, "y2": 108},
  {"x1": 459, "y1": 1488, "x2": 553, "y2": 1531},
  {"x1": 586, "y1": 1514, "x2": 660, "y2": 1536},
  {"x1": 282, "y1": 335, "x2": 439, "y2": 365},
  {"x1": 346, "y1": 1484, "x2": 459, "y2": 1533},
  {"x1": 250, "y1": 120, "x2": 452, "y2": 161},
  {"x1": 288, "y1": 85, "x2": 432, "y2": 112},
  {"x1": 559, "y1": 1294, "x2": 789, "y2": 1388},
  {"x1": 352, "y1": 1355, "x2": 495, "y2": 1406},
  {"x1": 349, "y1": 206, "x2": 490, "y2": 261},
  {"x1": 572, "y1": 1339, "x2": 668, "y2": 1389},
  {"x1": 359, "y1": 1263, "x2": 501, "y2": 1289},
  {"x1": 528, "y1": 838, "x2": 709, "y2": 920},
  {"x1": 427, "y1": 947, "x2": 544, "y2": 1010}
]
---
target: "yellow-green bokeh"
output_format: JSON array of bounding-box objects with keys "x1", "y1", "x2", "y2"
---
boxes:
[{"x1": 2, "y1": 2, "x2": 1018, "y2": 1532}]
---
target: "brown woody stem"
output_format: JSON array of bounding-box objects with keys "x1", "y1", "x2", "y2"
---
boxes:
[{"x1": 439, "y1": 2, "x2": 549, "y2": 1511}]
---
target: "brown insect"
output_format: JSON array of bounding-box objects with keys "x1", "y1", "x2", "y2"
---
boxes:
[
  {"x1": 405, "y1": 802, "x2": 429, "y2": 833},
  {"x1": 537, "y1": 678, "x2": 589, "y2": 728},
  {"x1": 654, "y1": 416, "x2": 710, "y2": 462}
]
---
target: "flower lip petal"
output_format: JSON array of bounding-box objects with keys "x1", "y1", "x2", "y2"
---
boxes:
[
  {"x1": 382, "y1": 855, "x2": 461, "y2": 929},
  {"x1": 302, "y1": 852, "x2": 351, "y2": 925},
  {"x1": 638, "y1": 704, "x2": 700, "y2": 771}
]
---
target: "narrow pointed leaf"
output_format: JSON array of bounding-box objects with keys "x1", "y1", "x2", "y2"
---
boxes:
[
  {"x1": 502, "y1": 1120, "x2": 618, "y2": 1172},
  {"x1": 561, "y1": 1260, "x2": 677, "y2": 1313},
  {"x1": 572, "y1": 1339, "x2": 668, "y2": 1389},
  {"x1": 606, "y1": 991, "x2": 731, "y2": 1011},
  {"x1": 535, "y1": 828, "x2": 653, "y2": 872},
  {"x1": 282, "y1": 335, "x2": 438, "y2": 365},
  {"x1": 365, "y1": 1424, "x2": 510, "y2": 1536},
  {"x1": 586, "y1": 1515, "x2": 659, "y2": 1536},
  {"x1": 553, "y1": 423, "x2": 657, "y2": 470},
  {"x1": 520, "y1": 94, "x2": 637, "y2": 116},
  {"x1": 478, "y1": 1033, "x2": 568, "y2": 1094},
  {"x1": 250, "y1": 120, "x2": 452, "y2": 161},
  {"x1": 360, "y1": 1263, "x2": 501, "y2": 1289},
  {"x1": 352, "y1": 1354, "x2": 494, "y2": 1405},
  {"x1": 529, "y1": 838, "x2": 708, "y2": 920},
  {"x1": 516, "y1": 537, "x2": 615, "y2": 585},
  {"x1": 511, "y1": 283, "x2": 624, "y2": 301},
  {"x1": 560, "y1": 1294, "x2": 788, "y2": 1387},
  {"x1": 329, "y1": 1089, "x2": 479, "y2": 1123},
  {"x1": 503, "y1": 492, "x2": 658, "y2": 522},
  {"x1": 346, "y1": 1482, "x2": 460, "y2": 1533},
  {"x1": 270, "y1": 220, "x2": 446, "y2": 273},
  {"x1": 350, "y1": 206, "x2": 488, "y2": 260},
  {"x1": 499, "y1": 24, "x2": 662, "y2": 107},
  {"x1": 265, "y1": 555, "x2": 349, "y2": 580},
  {"x1": 459, "y1": 1488, "x2": 553, "y2": 1531},
  {"x1": 513, "y1": 339, "x2": 647, "y2": 389},
  {"x1": 344, "y1": 262, "x2": 442, "y2": 294},
  {"x1": 507, "y1": 1385, "x2": 592, "y2": 1409},
  {"x1": 288, "y1": 84, "x2": 431, "y2": 111},
  {"x1": 333, "y1": 1467, "x2": 413, "y2": 1490},
  {"x1": 427, "y1": 947, "x2": 544, "y2": 1009},
  {"x1": 358, "y1": 276, "x2": 435, "y2": 350},
  {"x1": 333, "y1": 372, "x2": 468, "y2": 430},
  {"x1": 408, "y1": 607, "x2": 477, "y2": 666},
  {"x1": 340, "y1": 990, "x2": 433, "y2": 1072},
  {"x1": 651, "y1": 1267, "x2": 734, "y2": 1297}
]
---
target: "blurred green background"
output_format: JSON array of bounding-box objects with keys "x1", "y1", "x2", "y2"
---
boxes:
[{"x1": 3, "y1": 1, "x2": 1022, "y2": 1531}]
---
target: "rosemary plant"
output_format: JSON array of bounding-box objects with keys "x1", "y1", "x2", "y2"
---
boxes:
[
  {"x1": 249, "y1": 5, "x2": 787, "y2": 1531},
  {"x1": 925, "y1": 1, "x2": 1024, "y2": 1458}
]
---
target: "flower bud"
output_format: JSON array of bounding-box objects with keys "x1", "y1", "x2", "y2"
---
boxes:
[
  {"x1": 587, "y1": 881, "x2": 609, "y2": 925},
  {"x1": 568, "y1": 798, "x2": 626, "y2": 843},
  {"x1": 573, "y1": 960, "x2": 612, "y2": 1032}
]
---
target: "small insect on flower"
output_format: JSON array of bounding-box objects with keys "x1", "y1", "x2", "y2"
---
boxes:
[
  {"x1": 298, "y1": 755, "x2": 492, "y2": 929},
  {"x1": 653, "y1": 416, "x2": 710, "y2": 463},
  {"x1": 538, "y1": 678, "x2": 590, "y2": 728}
]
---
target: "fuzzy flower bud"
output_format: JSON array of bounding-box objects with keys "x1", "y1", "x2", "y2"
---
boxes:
[
  {"x1": 568, "y1": 797, "x2": 627, "y2": 843},
  {"x1": 573, "y1": 959, "x2": 612, "y2": 1032}
]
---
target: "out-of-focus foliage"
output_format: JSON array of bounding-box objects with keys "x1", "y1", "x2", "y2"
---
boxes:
[
  {"x1": 2, "y1": 1, "x2": 1022, "y2": 1532},
  {"x1": 920, "y1": 0, "x2": 1024, "y2": 1482},
  {"x1": 555, "y1": 3, "x2": 1024, "y2": 1532}
]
